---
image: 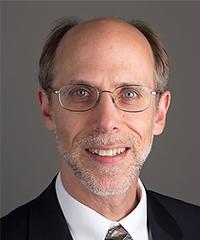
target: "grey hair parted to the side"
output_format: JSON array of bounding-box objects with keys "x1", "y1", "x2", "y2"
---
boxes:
[{"x1": 39, "y1": 18, "x2": 169, "y2": 99}]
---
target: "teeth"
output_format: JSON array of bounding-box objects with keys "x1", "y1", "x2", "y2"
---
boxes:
[{"x1": 88, "y1": 147, "x2": 126, "y2": 156}]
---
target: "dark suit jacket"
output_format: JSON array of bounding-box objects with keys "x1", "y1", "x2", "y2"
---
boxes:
[{"x1": 1, "y1": 176, "x2": 200, "y2": 240}]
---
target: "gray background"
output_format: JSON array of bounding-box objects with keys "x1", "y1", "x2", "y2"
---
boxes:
[{"x1": 1, "y1": 1, "x2": 200, "y2": 217}]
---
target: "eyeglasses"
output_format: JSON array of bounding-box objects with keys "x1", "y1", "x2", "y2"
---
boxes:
[{"x1": 49, "y1": 84, "x2": 160, "y2": 113}]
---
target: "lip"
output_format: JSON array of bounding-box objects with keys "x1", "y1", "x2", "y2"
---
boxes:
[{"x1": 85, "y1": 146, "x2": 130, "y2": 164}]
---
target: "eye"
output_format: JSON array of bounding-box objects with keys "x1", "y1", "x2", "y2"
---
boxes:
[
  {"x1": 73, "y1": 88, "x2": 89, "y2": 97},
  {"x1": 122, "y1": 88, "x2": 138, "y2": 100}
]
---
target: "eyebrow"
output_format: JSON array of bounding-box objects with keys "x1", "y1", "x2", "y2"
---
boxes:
[
  {"x1": 114, "y1": 82, "x2": 141, "y2": 88},
  {"x1": 67, "y1": 79, "x2": 95, "y2": 86},
  {"x1": 67, "y1": 79, "x2": 142, "y2": 88}
]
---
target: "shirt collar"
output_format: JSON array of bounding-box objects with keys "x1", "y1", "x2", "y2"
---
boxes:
[
  {"x1": 56, "y1": 173, "x2": 148, "y2": 240},
  {"x1": 119, "y1": 177, "x2": 148, "y2": 239}
]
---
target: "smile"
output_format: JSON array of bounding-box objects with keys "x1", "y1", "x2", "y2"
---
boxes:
[{"x1": 87, "y1": 147, "x2": 126, "y2": 157}]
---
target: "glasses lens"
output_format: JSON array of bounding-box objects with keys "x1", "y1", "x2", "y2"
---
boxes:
[
  {"x1": 59, "y1": 84, "x2": 98, "y2": 111},
  {"x1": 113, "y1": 86, "x2": 151, "y2": 112}
]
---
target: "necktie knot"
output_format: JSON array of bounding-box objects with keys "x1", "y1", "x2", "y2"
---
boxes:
[{"x1": 105, "y1": 224, "x2": 133, "y2": 240}]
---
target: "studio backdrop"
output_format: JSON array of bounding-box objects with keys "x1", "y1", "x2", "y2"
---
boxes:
[{"x1": 1, "y1": 1, "x2": 200, "y2": 217}]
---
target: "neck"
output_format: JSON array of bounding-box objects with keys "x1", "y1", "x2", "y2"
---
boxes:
[{"x1": 60, "y1": 164, "x2": 139, "y2": 221}]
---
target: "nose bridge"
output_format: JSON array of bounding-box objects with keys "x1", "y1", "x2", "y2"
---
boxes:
[
  {"x1": 100, "y1": 89, "x2": 113, "y2": 96},
  {"x1": 99, "y1": 90, "x2": 114, "y2": 103},
  {"x1": 92, "y1": 90, "x2": 120, "y2": 133}
]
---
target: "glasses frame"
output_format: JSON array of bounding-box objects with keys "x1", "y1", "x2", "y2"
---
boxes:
[{"x1": 48, "y1": 84, "x2": 161, "y2": 113}]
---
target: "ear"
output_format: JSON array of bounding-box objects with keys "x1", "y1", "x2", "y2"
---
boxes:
[
  {"x1": 153, "y1": 90, "x2": 171, "y2": 135},
  {"x1": 38, "y1": 89, "x2": 55, "y2": 131}
]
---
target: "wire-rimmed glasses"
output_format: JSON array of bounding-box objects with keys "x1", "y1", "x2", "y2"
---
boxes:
[{"x1": 49, "y1": 84, "x2": 160, "y2": 113}]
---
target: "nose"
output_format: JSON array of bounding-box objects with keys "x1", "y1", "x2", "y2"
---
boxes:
[{"x1": 91, "y1": 92, "x2": 120, "y2": 134}]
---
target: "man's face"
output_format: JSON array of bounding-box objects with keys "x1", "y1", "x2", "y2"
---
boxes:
[{"x1": 39, "y1": 19, "x2": 170, "y2": 196}]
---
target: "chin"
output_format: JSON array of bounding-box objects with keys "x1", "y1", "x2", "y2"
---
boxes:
[{"x1": 80, "y1": 172, "x2": 137, "y2": 196}]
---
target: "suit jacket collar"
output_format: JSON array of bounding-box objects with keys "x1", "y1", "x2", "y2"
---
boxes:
[
  {"x1": 147, "y1": 190, "x2": 182, "y2": 240},
  {"x1": 27, "y1": 176, "x2": 183, "y2": 240}
]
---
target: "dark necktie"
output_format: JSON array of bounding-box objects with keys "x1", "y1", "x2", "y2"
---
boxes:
[{"x1": 105, "y1": 224, "x2": 133, "y2": 240}]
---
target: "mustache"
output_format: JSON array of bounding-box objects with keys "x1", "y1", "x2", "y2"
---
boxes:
[{"x1": 74, "y1": 133, "x2": 139, "y2": 148}]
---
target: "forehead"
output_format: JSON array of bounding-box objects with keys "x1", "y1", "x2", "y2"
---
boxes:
[{"x1": 54, "y1": 19, "x2": 155, "y2": 87}]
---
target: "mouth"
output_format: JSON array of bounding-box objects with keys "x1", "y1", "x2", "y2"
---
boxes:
[
  {"x1": 85, "y1": 147, "x2": 129, "y2": 163},
  {"x1": 87, "y1": 147, "x2": 126, "y2": 156}
]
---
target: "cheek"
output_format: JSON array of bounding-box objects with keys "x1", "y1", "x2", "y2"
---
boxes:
[
  {"x1": 124, "y1": 111, "x2": 154, "y2": 143},
  {"x1": 53, "y1": 113, "x2": 82, "y2": 147}
]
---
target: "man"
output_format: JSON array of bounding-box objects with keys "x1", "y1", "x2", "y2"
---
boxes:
[{"x1": 1, "y1": 17, "x2": 200, "y2": 240}]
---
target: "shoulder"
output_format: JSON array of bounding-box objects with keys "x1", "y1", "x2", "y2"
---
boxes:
[
  {"x1": 1, "y1": 200, "x2": 34, "y2": 239},
  {"x1": 0, "y1": 176, "x2": 63, "y2": 240},
  {"x1": 147, "y1": 190, "x2": 200, "y2": 213},
  {"x1": 147, "y1": 190, "x2": 200, "y2": 227}
]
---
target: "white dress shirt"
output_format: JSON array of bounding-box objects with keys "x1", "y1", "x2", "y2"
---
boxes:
[{"x1": 56, "y1": 173, "x2": 149, "y2": 240}]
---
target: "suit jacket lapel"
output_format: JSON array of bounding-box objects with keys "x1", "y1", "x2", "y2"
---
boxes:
[
  {"x1": 28, "y1": 176, "x2": 73, "y2": 240},
  {"x1": 26, "y1": 176, "x2": 183, "y2": 240},
  {"x1": 147, "y1": 191, "x2": 182, "y2": 240}
]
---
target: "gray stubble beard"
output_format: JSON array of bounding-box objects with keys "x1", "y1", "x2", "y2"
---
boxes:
[{"x1": 55, "y1": 132, "x2": 153, "y2": 196}]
